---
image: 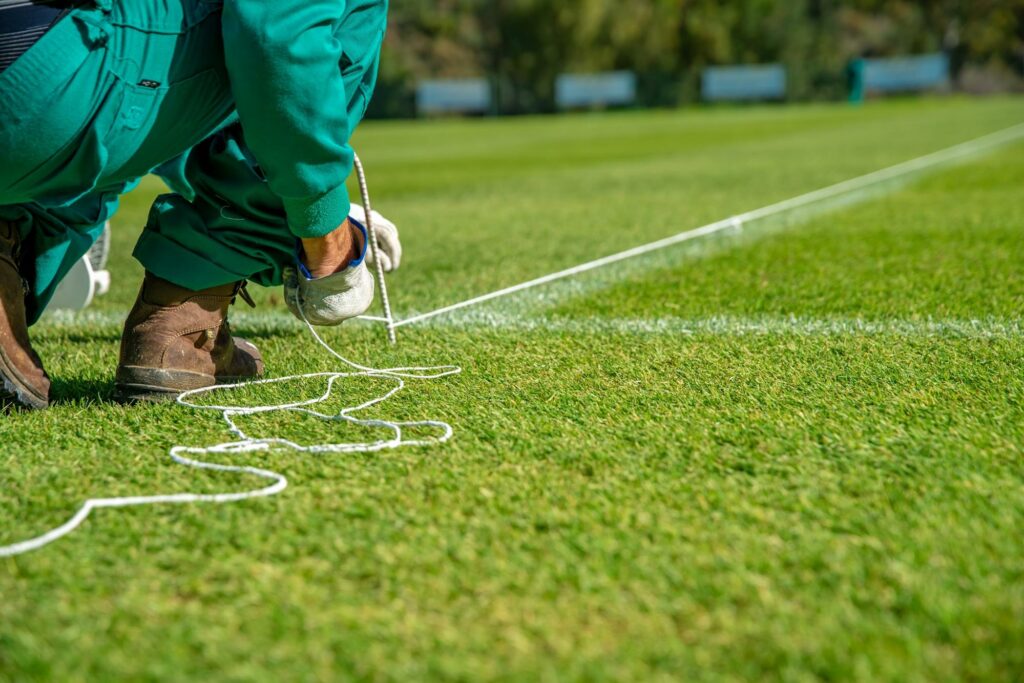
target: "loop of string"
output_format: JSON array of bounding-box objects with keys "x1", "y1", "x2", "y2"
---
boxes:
[{"x1": 0, "y1": 315, "x2": 459, "y2": 558}]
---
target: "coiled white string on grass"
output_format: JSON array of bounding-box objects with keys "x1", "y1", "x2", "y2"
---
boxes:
[{"x1": 0, "y1": 312, "x2": 460, "y2": 559}]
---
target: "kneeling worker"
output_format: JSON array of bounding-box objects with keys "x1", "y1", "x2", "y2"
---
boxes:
[{"x1": 0, "y1": 0, "x2": 396, "y2": 409}]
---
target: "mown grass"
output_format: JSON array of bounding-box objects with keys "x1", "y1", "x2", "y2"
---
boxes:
[{"x1": 1, "y1": 97, "x2": 1023, "y2": 682}]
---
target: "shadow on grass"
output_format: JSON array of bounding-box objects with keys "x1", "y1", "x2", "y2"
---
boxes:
[{"x1": 48, "y1": 375, "x2": 118, "y2": 406}]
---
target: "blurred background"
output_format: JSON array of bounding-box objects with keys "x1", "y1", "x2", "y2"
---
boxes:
[{"x1": 366, "y1": 0, "x2": 1024, "y2": 118}]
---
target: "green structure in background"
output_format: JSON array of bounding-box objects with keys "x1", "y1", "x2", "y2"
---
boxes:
[
  {"x1": 848, "y1": 59, "x2": 866, "y2": 104},
  {"x1": 848, "y1": 54, "x2": 951, "y2": 104}
]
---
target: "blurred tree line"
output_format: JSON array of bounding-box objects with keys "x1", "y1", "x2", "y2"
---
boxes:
[{"x1": 367, "y1": 0, "x2": 1024, "y2": 117}]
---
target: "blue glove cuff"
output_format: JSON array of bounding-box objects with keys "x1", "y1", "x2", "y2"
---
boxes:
[{"x1": 296, "y1": 217, "x2": 369, "y2": 281}]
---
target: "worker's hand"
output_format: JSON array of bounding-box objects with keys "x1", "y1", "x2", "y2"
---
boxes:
[
  {"x1": 349, "y1": 203, "x2": 402, "y2": 272},
  {"x1": 284, "y1": 220, "x2": 375, "y2": 326}
]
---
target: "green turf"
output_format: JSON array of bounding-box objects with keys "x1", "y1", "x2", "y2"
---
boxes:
[{"x1": 2, "y1": 97, "x2": 1023, "y2": 682}]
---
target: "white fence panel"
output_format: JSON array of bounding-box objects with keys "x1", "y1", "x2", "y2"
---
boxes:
[
  {"x1": 862, "y1": 54, "x2": 950, "y2": 93},
  {"x1": 556, "y1": 71, "x2": 637, "y2": 109},
  {"x1": 417, "y1": 78, "x2": 491, "y2": 115},
  {"x1": 702, "y1": 64, "x2": 787, "y2": 102}
]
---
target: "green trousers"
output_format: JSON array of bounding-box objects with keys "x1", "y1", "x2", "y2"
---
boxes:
[{"x1": 0, "y1": 0, "x2": 381, "y2": 325}]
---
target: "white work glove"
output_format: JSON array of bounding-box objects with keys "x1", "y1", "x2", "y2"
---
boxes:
[
  {"x1": 348, "y1": 203, "x2": 402, "y2": 272},
  {"x1": 283, "y1": 223, "x2": 375, "y2": 327}
]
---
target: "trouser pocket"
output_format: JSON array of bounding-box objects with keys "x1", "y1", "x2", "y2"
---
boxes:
[{"x1": 100, "y1": 66, "x2": 231, "y2": 181}]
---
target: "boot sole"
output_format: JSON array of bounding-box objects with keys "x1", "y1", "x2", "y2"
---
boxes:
[
  {"x1": 115, "y1": 366, "x2": 257, "y2": 404},
  {"x1": 0, "y1": 345, "x2": 48, "y2": 410}
]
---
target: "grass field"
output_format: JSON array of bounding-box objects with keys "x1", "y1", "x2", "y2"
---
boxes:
[{"x1": 2, "y1": 97, "x2": 1024, "y2": 681}]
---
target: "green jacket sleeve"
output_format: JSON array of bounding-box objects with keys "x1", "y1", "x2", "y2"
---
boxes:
[{"x1": 222, "y1": 0, "x2": 371, "y2": 238}]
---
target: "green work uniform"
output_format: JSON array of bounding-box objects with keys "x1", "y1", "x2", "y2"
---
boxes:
[{"x1": 0, "y1": 0, "x2": 387, "y2": 324}]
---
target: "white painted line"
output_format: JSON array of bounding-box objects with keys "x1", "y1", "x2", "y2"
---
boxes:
[
  {"x1": 422, "y1": 312, "x2": 1024, "y2": 339},
  {"x1": 393, "y1": 122, "x2": 1024, "y2": 328},
  {"x1": 37, "y1": 310, "x2": 1024, "y2": 340}
]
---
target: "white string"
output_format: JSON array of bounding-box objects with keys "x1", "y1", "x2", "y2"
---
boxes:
[
  {"x1": 0, "y1": 155, "x2": 458, "y2": 559},
  {"x1": 353, "y1": 153, "x2": 398, "y2": 345}
]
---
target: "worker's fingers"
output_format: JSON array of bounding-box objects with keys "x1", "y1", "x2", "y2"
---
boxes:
[
  {"x1": 373, "y1": 222, "x2": 402, "y2": 272},
  {"x1": 376, "y1": 251, "x2": 393, "y2": 273},
  {"x1": 361, "y1": 211, "x2": 402, "y2": 272},
  {"x1": 350, "y1": 203, "x2": 402, "y2": 272}
]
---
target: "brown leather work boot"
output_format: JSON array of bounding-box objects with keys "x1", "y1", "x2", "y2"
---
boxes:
[
  {"x1": 0, "y1": 221, "x2": 50, "y2": 410},
  {"x1": 115, "y1": 273, "x2": 265, "y2": 402}
]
